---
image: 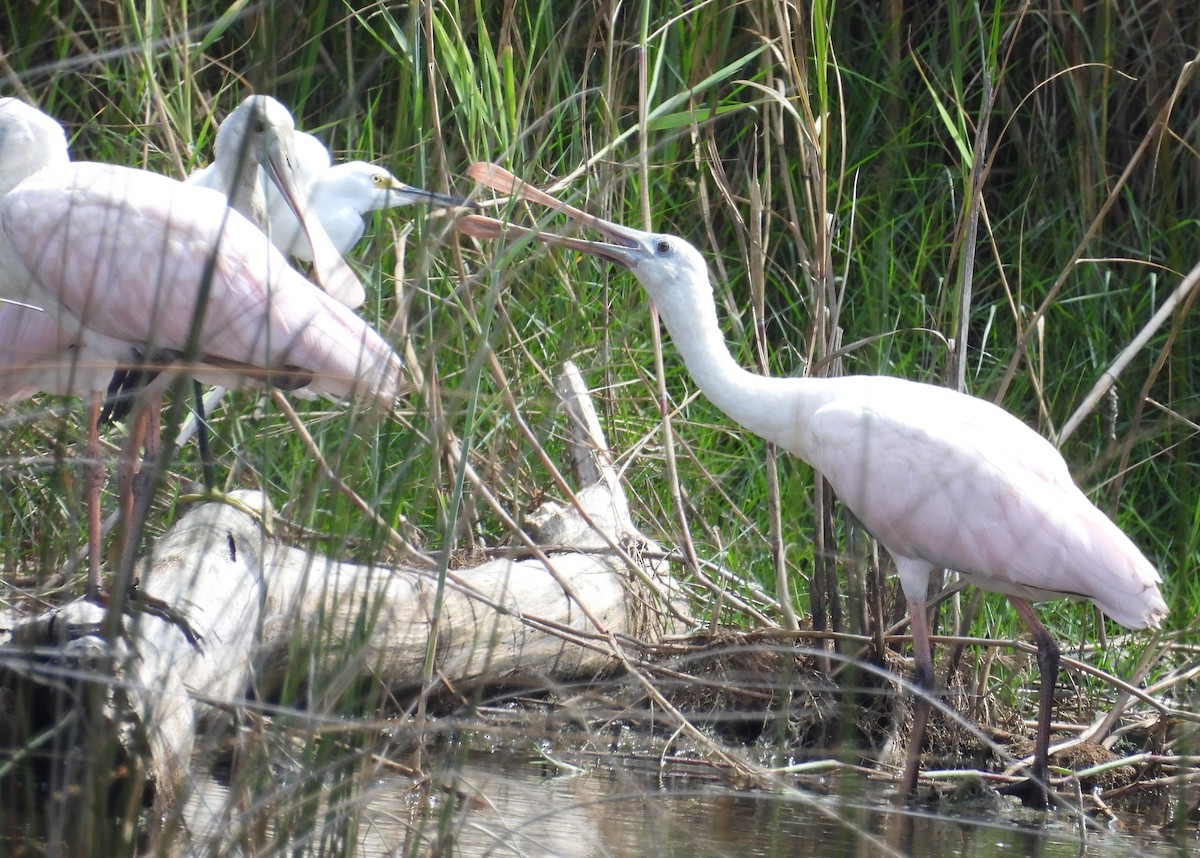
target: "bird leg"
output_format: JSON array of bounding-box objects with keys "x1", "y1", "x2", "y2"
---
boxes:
[
  {"x1": 108, "y1": 388, "x2": 205, "y2": 651},
  {"x1": 899, "y1": 596, "x2": 935, "y2": 800},
  {"x1": 131, "y1": 388, "x2": 163, "y2": 527},
  {"x1": 192, "y1": 379, "x2": 217, "y2": 494},
  {"x1": 116, "y1": 405, "x2": 149, "y2": 563},
  {"x1": 84, "y1": 391, "x2": 105, "y2": 600},
  {"x1": 1001, "y1": 596, "x2": 1060, "y2": 808},
  {"x1": 115, "y1": 383, "x2": 164, "y2": 572}
]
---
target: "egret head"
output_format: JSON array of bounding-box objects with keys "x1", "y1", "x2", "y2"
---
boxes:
[
  {"x1": 459, "y1": 163, "x2": 713, "y2": 328},
  {"x1": 326, "y1": 162, "x2": 471, "y2": 213},
  {"x1": 0, "y1": 98, "x2": 69, "y2": 196}
]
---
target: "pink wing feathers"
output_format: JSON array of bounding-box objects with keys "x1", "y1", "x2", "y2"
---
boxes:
[
  {"x1": 1, "y1": 162, "x2": 401, "y2": 408},
  {"x1": 0, "y1": 303, "x2": 129, "y2": 401},
  {"x1": 804, "y1": 377, "x2": 1165, "y2": 630}
]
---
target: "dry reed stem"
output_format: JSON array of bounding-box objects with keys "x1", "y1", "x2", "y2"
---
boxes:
[{"x1": 269, "y1": 390, "x2": 434, "y2": 567}]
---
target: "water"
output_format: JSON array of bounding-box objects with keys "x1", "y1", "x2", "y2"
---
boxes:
[{"x1": 182, "y1": 750, "x2": 1197, "y2": 857}]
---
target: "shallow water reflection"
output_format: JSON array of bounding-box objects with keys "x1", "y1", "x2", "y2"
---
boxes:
[{"x1": 185, "y1": 751, "x2": 1196, "y2": 857}]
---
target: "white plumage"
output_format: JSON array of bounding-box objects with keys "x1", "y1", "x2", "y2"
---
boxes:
[
  {"x1": 262, "y1": 130, "x2": 467, "y2": 262},
  {"x1": 188, "y1": 95, "x2": 366, "y2": 308},
  {"x1": 0, "y1": 96, "x2": 403, "y2": 604},
  {"x1": 459, "y1": 163, "x2": 1167, "y2": 804}
]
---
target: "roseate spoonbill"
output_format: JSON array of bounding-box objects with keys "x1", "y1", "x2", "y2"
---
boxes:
[
  {"x1": 0, "y1": 96, "x2": 374, "y2": 409},
  {"x1": 0, "y1": 98, "x2": 362, "y2": 478},
  {"x1": 0, "y1": 98, "x2": 402, "y2": 620},
  {"x1": 188, "y1": 95, "x2": 366, "y2": 308},
  {"x1": 458, "y1": 163, "x2": 1167, "y2": 805},
  {"x1": 264, "y1": 130, "x2": 468, "y2": 261}
]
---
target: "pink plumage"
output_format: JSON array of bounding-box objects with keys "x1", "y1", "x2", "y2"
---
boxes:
[
  {"x1": 457, "y1": 162, "x2": 1168, "y2": 805},
  {"x1": 800, "y1": 375, "x2": 1165, "y2": 629},
  {"x1": 2, "y1": 162, "x2": 402, "y2": 409},
  {"x1": 0, "y1": 304, "x2": 130, "y2": 401}
]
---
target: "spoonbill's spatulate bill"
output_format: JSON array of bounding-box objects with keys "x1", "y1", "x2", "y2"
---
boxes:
[
  {"x1": 188, "y1": 95, "x2": 366, "y2": 309},
  {"x1": 264, "y1": 130, "x2": 469, "y2": 262},
  {"x1": 458, "y1": 162, "x2": 1167, "y2": 806}
]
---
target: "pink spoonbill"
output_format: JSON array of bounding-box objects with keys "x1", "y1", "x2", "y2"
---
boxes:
[
  {"x1": 0, "y1": 97, "x2": 403, "y2": 624},
  {"x1": 0, "y1": 95, "x2": 380, "y2": 409},
  {"x1": 458, "y1": 162, "x2": 1167, "y2": 805}
]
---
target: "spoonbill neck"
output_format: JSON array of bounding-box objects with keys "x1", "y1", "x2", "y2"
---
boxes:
[{"x1": 648, "y1": 290, "x2": 813, "y2": 450}]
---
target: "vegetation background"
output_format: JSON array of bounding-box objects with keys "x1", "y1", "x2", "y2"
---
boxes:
[{"x1": 0, "y1": 0, "x2": 1197, "y2": 854}]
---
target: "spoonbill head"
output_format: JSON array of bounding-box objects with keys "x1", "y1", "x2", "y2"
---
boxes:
[
  {"x1": 190, "y1": 96, "x2": 366, "y2": 308},
  {"x1": 0, "y1": 98, "x2": 69, "y2": 195},
  {"x1": 460, "y1": 167, "x2": 708, "y2": 337},
  {"x1": 191, "y1": 95, "x2": 297, "y2": 220}
]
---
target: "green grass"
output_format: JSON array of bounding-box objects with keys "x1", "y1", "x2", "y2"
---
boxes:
[{"x1": 1, "y1": 0, "x2": 1198, "y2": 853}]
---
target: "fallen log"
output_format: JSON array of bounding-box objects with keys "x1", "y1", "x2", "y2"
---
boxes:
[{"x1": 0, "y1": 360, "x2": 683, "y2": 814}]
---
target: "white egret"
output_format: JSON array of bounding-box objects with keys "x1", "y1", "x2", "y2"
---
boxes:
[
  {"x1": 458, "y1": 163, "x2": 1167, "y2": 805},
  {"x1": 263, "y1": 130, "x2": 468, "y2": 262}
]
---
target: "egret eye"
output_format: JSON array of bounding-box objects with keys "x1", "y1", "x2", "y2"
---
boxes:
[
  {"x1": 655, "y1": 239, "x2": 671, "y2": 255},
  {"x1": 372, "y1": 174, "x2": 387, "y2": 187},
  {"x1": 252, "y1": 120, "x2": 267, "y2": 134}
]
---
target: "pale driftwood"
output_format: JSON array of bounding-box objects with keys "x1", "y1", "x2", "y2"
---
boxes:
[
  {"x1": 259, "y1": 499, "x2": 652, "y2": 691},
  {"x1": 0, "y1": 361, "x2": 680, "y2": 806},
  {"x1": 254, "y1": 362, "x2": 676, "y2": 690},
  {"x1": 0, "y1": 489, "x2": 271, "y2": 806}
]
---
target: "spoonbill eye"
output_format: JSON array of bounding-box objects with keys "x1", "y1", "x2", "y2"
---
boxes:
[{"x1": 655, "y1": 239, "x2": 671, "y2": 255}]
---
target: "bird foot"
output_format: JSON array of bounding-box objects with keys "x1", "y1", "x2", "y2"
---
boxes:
[{"x1": 178, "y1": 489, "x2": 274, "y2": 536}]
